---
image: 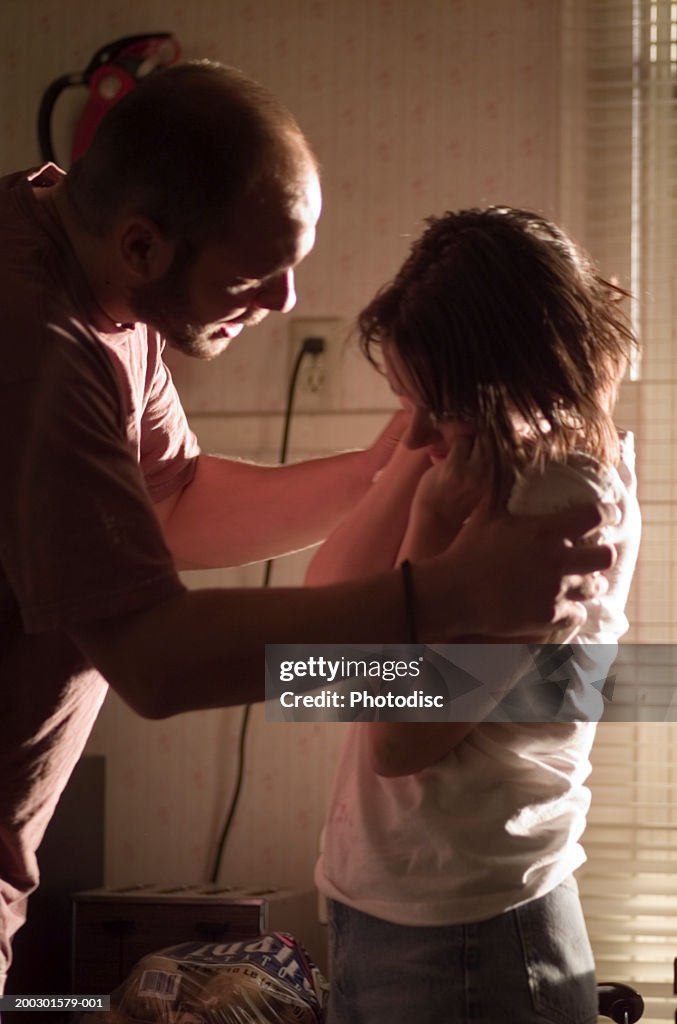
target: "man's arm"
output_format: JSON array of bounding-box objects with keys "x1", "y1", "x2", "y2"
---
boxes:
[
  {"x1": 155, "y1": 414, "x2": 408, "y2": 569},
  {"x1": 69, "y1": 500, "x2": 616, "y2": 720}
]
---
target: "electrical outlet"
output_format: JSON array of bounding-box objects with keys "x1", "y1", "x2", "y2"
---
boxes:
[{"x1": 287, "y1": 317, "x2": 349, "y2": 411}]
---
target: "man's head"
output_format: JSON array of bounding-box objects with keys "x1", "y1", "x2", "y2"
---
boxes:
[
  {"x1": 358, "y1": 206, "x2": 638, "y2": 489},
  {"x1": 65, "y1": 61, "x2": 321, "y2": 356}
]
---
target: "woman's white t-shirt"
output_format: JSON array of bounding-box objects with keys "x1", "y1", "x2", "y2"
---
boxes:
[{"x1": 315, "y1": 435, "x2": 640, "y2": 926}]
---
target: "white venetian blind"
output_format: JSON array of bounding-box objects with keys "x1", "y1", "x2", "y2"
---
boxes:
[{"x1": 563, "y1": 3, "x2": 677, "y2": 1021}]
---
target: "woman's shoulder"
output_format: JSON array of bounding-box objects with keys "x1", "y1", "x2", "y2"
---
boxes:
[
  {"x1": 508, "y1": 432, "x2": 636, "y2": 515},
  {"x1": 507, "y1": 455, "x2": 614, "y2": 515}
]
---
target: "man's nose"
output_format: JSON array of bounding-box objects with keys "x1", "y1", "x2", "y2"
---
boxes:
[
  {"x1": 256, "y1": 269, "x2": 297, "y2": 313},
  {"x1": 403, "y1": 408, "x2": 438, "y2": 449}
]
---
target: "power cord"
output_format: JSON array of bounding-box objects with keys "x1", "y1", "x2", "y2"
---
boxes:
[
  {"x1": 263, "y1": 335, "x2": 325, "y2": 586},
  {"x1": 209, "y1": 335, "x2": 326, "y2": 884}
]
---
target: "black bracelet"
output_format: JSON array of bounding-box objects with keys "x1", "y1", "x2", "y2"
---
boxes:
[{"x1": 400, "y1": 559, "x2": 419, "y2": 644}]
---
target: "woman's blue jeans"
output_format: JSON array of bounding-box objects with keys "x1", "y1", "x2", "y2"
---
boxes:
[{"x1": 327, "y1": 877, "x2": 597, "y2": 1024}]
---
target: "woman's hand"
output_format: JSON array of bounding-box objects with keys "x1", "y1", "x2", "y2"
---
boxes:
[{"x1": 399, "y1": 433, "x2": 492, "y2": 561}]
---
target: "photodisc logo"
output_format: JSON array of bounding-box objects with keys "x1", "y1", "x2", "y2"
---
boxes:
[{"x1": 265, "y1": 643, "x2": 626, "y2": 724}]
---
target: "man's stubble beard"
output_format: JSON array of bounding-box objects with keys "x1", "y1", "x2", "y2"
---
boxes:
[
  {"x1": 128, "y1": 267, "x2": 227, "y2": 360},
  {"x1": 127, "y1": 239, "x2": 270, "y2": 358}
]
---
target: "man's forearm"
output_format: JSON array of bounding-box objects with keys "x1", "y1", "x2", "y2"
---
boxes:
[
  {"x1": 161, "y1": 449, "x2": 383, "y2": 569},
  {"x1": 71, "y1": 499, "x2": 617, "y2": 721},
  {"x1": 71, "y1": 571, "x2": 418, "y2": 718}
]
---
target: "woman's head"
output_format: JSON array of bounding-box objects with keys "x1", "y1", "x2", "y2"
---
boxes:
[{"x1": 359, "y1": 207, "x2": 637, "y2": 493}]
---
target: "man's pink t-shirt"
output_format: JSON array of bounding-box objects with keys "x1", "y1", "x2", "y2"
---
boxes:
[{"x1": 0, "y1": 165, "x2": 200, "y2": 989}]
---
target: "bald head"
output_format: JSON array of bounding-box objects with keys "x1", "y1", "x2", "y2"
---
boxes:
[{"x1": 65, "y1": 60, "x2": 318, "y2": 245}]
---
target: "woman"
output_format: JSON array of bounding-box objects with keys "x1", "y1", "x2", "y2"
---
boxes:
[{"x1": 307, "y1": 207, "x2": 641, "y2": 1024}]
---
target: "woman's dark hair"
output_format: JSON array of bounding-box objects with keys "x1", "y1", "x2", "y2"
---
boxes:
[
  {"x1": 358, "y1": 206, "x2": 638, "y2": 498},
  {"x1": 65, "y1": 60, "x2": 316, "y2": 244}
]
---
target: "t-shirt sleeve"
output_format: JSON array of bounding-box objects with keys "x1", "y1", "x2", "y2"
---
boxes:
[
  {"x1": 0, "y1": 320, "x2": 187, "y2": 632},
  {"x1": 139, "y1": 335, "x2": 200, "y2": 503}
]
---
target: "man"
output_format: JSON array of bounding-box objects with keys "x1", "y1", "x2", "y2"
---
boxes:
[{"x1": 0, "y1": 60, "x2": 614, "y2": 991}]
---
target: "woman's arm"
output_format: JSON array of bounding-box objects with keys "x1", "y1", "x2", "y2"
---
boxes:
[
  {"x1": 397, "y1": 434, "x2": 489, "y2": 561},
  {"x1": 305, "y1": 431, "x2": 491, "y2": 777},
  {"x1": 305, "y1": 434, "x2": 431, "y2": 584},
  {"x1": 367, "y1": 721, "x2": 477, "y2": 776},
  {"x1": 370, "y1": 435, "x2": 492, "y2": 776}
]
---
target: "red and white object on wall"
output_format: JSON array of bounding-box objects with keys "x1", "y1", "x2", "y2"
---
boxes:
[{"x1": 37, "y1": 33, "x2": 181, "y2": 166}]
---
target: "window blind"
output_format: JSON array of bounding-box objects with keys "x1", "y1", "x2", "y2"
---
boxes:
[{"x1": 563, "y1": 3, "x2": 677, "y2": 1020}]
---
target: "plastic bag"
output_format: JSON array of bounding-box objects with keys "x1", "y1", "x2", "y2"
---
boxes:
[{"x1": 82, "y1": 932, "x2": 328, "y2": 1023}]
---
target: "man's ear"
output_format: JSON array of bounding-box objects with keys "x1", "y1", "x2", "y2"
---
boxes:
[{"x1": 117, "y1": 217, "x2": 176, "y2": 281}]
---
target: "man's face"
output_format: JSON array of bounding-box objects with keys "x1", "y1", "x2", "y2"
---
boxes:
[{"x1": 128, "y1": 165, "x2": 322, "y2": 358}]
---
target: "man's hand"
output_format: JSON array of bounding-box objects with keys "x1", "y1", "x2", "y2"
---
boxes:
[
  {"x1": 360, "y1": 409, "x2": 412, "y2": 484},
  {"x1": 415, "y1": 497, "x2": 617, "y2": 640}
]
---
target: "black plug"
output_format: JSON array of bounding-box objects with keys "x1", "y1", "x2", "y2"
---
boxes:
[{"x1": 301, "y1": 336, "x2": 326, "y2": 355}]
